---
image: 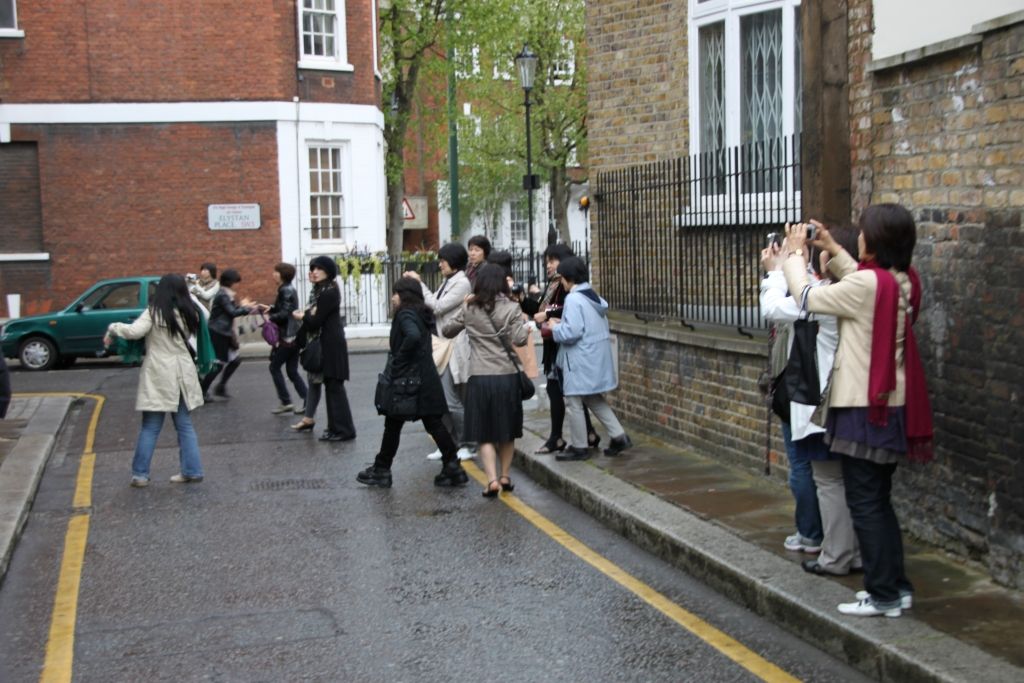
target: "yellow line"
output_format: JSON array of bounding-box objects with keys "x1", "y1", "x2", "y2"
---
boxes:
[
  {"x1": 462, "y1": 461, "x2": 799, "y2": 683},
  {"x1": 13, "y1": 393, "x2": 105, "y2": 683},
  {"x1": 39, "y1": 514, "x2": 90, "y2": 683},
  {"x1": 72, "y1": 453, "x2": 96, "y2": 510}
]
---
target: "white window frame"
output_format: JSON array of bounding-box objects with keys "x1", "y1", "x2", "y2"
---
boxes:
[
  {"x1": 297, "y1": 0, "x2": 352, "y2": 72},
  {"x1": 552, "y1": 38, "x2": 575, "y2": 85},
  {"x1": 304, "y1": 143, "x2": 354, "y2": 247},
  {"x1": 509, "y1": 198, "x2": 530, "y2": 245},
  {"x1": 454, "y1": 45, "x2": 481, "y2": 79},
  {"x1": 0, "y1": 0, "x2": 24, "y2": 38},
  {"x1": 683, "y1": 0, "x2": 801, "y2": 224}
]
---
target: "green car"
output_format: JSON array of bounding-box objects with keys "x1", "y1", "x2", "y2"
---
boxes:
[{"x1": 1, "y1": 277, "x2": 161, "y2": 371}]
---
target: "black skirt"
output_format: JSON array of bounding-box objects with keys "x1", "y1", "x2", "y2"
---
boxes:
[{"x1": 463, "y1": 373, "x2": 523, "y2": 444}]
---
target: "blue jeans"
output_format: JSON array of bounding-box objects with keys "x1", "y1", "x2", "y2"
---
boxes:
[
  {"x1": 784, "y1": 423, "x2": 823, "y2": 543},
  {"x1": 132, "y1": 398, "x2": 203, "y2": 479}
]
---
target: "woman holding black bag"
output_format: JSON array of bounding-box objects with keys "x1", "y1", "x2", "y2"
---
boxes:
[
  {"x1": 357, "y1": 277, "x2": 469, "y2": 489},
  {"x1": 293, "y1": 256, "x2": 355, "y2": 442}
]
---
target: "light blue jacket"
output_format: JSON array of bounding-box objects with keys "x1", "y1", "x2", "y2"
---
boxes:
[{"x1": 553, "y1": 283, "x2": 617, "y2": 396}]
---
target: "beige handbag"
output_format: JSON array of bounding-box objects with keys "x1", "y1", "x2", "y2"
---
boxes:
[{"x1": 431, "y1": 334, "x2": 455, "y2": 373}]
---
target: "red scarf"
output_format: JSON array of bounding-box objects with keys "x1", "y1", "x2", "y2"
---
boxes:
[{"x1": 858, "y1": 261, "x2": 934, "y2": 463}]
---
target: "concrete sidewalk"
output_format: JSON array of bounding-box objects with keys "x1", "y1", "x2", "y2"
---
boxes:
[
  {"x1": 0, "y1": 396, "x2": 73, "y2": 582},
  {"x1": 516, "y1": 403, "x2": 1024, "y2": 683}
]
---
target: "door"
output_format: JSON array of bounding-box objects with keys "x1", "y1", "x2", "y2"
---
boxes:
[{"x1": 60, "y1": 281, "x2": 144, "y2": 355}]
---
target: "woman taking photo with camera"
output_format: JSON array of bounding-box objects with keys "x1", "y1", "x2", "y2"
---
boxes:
[{"x1": 783, "y1": 204, "x2": 933, "y2": 618}]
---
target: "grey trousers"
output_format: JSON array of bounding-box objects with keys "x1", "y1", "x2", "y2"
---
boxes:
[
  {"x1": 439, "y1": 365, "x2": 467, "y2": 446},
  {"x1": 565, "y1": 393, "x2": 624, "y2": 449},
  {"x1": 812, "y1": 459, "x2": 861, "y2": 573}
]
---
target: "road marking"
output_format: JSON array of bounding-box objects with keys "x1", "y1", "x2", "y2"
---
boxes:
[
  {"x1": 39, "y1": 515, "x2": 90, "y2": 683},
  {"x1": 462, "y1": 461, "x2": 799, "y2": 683},
  {"x1": 15, "y1": 392, "x2": 104, "y2": 683}
]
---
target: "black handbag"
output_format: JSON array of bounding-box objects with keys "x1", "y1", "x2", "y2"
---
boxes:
[
  {"x1": 299, "y1": 337, "x2": 323, "y2": 373},
  {"x1": 784, "y1": 292, "x2": 821, "y2": 406},
  {"x1": 487, "y1": 313, "x2": 535, "y2": 401}
]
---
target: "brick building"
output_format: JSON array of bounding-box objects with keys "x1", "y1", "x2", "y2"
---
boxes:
[
  {"x1": 586, "y1": 0, "x2": 1024, "y2": 588},
  {"x1": 0, "y1": 0, "x2": 386, "y2": 315}
]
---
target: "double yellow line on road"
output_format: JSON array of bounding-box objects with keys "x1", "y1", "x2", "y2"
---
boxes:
[
  {"x1": 15, "y1": 392, "x2": 104, "y2": 683},
  {"x1": 21, "y1": 391, "x2": 795, "y2": 682},
  {"x1": 461, "y1": 460, "x2": 799, "y2": 683}
]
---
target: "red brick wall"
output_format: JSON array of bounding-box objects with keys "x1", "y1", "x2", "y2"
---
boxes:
[
  {"x1": 9, "y1": 122, "x2": 283, "y2": 315},
  {"x1": 0, "y1": 1, "x2": 377, "y2": 106},
  {"x1": 0, "y1": 143, "x2": 44, "y2": 251}
]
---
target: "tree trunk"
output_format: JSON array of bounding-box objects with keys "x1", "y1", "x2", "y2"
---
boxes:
[
  {"x1": 550, "y1": 166, "x2": 572, "y2": 244},
  {"x1": 386, "y1": 173, "x2": 407, "y2": 255}
]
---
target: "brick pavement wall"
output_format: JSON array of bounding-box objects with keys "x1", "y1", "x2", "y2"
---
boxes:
[
  {"x1": 8, "y1": 122, "x2": 283, "y2": 316},
  {"x1": 0, "y1": 1, "x2": 377, "y2": 106},
  {"x1": 848, "y1": 4, "x2": 1024, "y2": 588}
]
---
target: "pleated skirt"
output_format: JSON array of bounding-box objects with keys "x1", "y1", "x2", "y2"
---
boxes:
[{"x1": 463, "y1": 373, "x2": 523, "y2": 444}]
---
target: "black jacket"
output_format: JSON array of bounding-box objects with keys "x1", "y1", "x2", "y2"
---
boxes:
[
  {"x1": 208, "y1": 289, "x2": 250, "y2": 337},
  {"x1": 268, "y1": 283, "x2": 301, "y2": 340},
  {"x1": 299, "y1": 283, "x2": 349, "y2": 380},
  {"x1": 384, "y1": 308, "x2": 446, "y2": 419}
]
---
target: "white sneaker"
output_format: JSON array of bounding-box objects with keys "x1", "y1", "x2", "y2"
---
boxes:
[
  {"x1": 856, "y1": 590, "x2": 912, "y2": 609},
  {"x1": 837, "y1": 597, "x2": 901, "y2": 618},
  {"x1": 457, "y1": 447, "x2": 474, "y2": 461},
  {"x1": 784, "y1": 533, "x2": 822, "y2": 553},
  {"x1": 130, "y1": 476, "x2": 149, "y2": 488},
  {"x1": 426, "y1": 449, "x2": 443, "y2": 461}
]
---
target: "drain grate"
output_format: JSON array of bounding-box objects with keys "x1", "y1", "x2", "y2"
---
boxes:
[{"x1": 250, "y1": 478, "x2": 331, "y2": 492}]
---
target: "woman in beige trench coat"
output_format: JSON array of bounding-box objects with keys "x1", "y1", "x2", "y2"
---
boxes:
[{"x1": 105, "y1": 274, "x2": 206, "y2": 488}]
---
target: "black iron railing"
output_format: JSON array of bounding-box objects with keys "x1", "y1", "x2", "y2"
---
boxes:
[{"x1": 594, "y1": 136, "x2": 801, "y2": 334}]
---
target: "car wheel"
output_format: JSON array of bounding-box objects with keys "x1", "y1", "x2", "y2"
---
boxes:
[{"x1": 19, "y1": 337, "x2": 58, "y2": 371}]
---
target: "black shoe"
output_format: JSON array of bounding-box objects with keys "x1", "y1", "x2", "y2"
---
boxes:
[
  {"x1": 213, "y1": 384, "x2": 228, "y2": 398},
  {"x1": 603, "y1": 434, "x2": 633, "y2": 456},
  {"x1": 587, "y1": 432, "x2": 601, "y2": 450},
  {"x1": 356, "y1": 465, "x2": 392, "y2": 488},
  {"x1": 555, "y1": 446, "x2": 591, "y2": 462},
  {"x1": 434, "y1": 462, "x2": 469, "y2": 487},
  {"x1": 319, "y1": 431, "x2": 342, "y2": 441}
]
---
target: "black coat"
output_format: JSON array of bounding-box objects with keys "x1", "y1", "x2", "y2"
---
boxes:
[
  {"x1": 268, "y1": 283, "x2": 301, "y2": 339},
  {"x1": 208, "y1": 289, "x2": 250, "y2": 337},
  {"x1": 299, "y1": 283, "x2": 349, "y2": 380},
  {"x1": 385, "y1": 308, "x2": 446, "y2": 418}
]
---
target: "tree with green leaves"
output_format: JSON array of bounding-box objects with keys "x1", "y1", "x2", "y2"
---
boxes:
[
  {"x1": 449, "y1": 0, "x2": 587, "y2": 244},
  {"x1": 380, "y1": 0, "x2": 586, "y2": 252},
  {"x1": 379, "y1": 0, "x2": 448, "y2": 256}
]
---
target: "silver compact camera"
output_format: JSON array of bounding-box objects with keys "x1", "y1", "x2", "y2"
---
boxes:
[
  {"x1": 186, "y1": 273, "x2": 198, "y2": 283},
  {"x1": 765, "y1": 232, "x2": 782, "y2": 248}
]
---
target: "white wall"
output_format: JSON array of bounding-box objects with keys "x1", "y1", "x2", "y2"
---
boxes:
[{"x1": 873, "y1": 0, "x2": 1022, "y2": 61}]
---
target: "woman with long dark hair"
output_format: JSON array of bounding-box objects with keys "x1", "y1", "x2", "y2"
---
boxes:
[
  {"x1": 293, "y1": 256, "x2": 355, "y2": 442},
  {"x1": 442, "y1": 264, "x2": 530, "y2": 496},
  {"x1": 356, "y1": 277, "x2": 469, "y2": 488},
  {"x1": 784, "y1": 204, "x2": 933, "y2": 618},
  {"x1": 104, "y1": 274, "x2": 206, "y2": 486}
]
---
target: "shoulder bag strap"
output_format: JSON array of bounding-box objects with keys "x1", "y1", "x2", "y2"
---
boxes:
[{"x1": 486, "y1": 310, "x2": 524, "y2": 372}]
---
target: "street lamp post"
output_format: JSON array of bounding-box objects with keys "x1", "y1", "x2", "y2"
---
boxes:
[{"x1": 515, "y1": 44, "x2": 539, "y2": 284}]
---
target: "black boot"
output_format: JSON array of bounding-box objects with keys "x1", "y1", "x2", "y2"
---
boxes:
[
  {"x1": 603, "y1": 434, "x2": 634, "y2": 456},
  {"x1": 434, "y1": 461, "x2": 469, "y2": 487},
  {"x1": 555, "y1": 446, "x2": 591, "y2": 462},
  {"x1": 356, "y1": 465, "x2": 392, "y2": 488}
]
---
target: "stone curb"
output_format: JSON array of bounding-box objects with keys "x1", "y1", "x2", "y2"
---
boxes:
[
  {"x1": 0, "y1": 397, "x2": 73, "y2": 584},
  {"x1": 512, "y1": 432, "x2": 1021, "y2": 683}
]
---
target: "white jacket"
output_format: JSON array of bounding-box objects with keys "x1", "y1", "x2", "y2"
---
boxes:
[
  {"x1": 420, "y1": 270, "x2": 472, "y2": 383},
  {"x1": 759, "y1": 271, "x2": 838, "y2": 441}
]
